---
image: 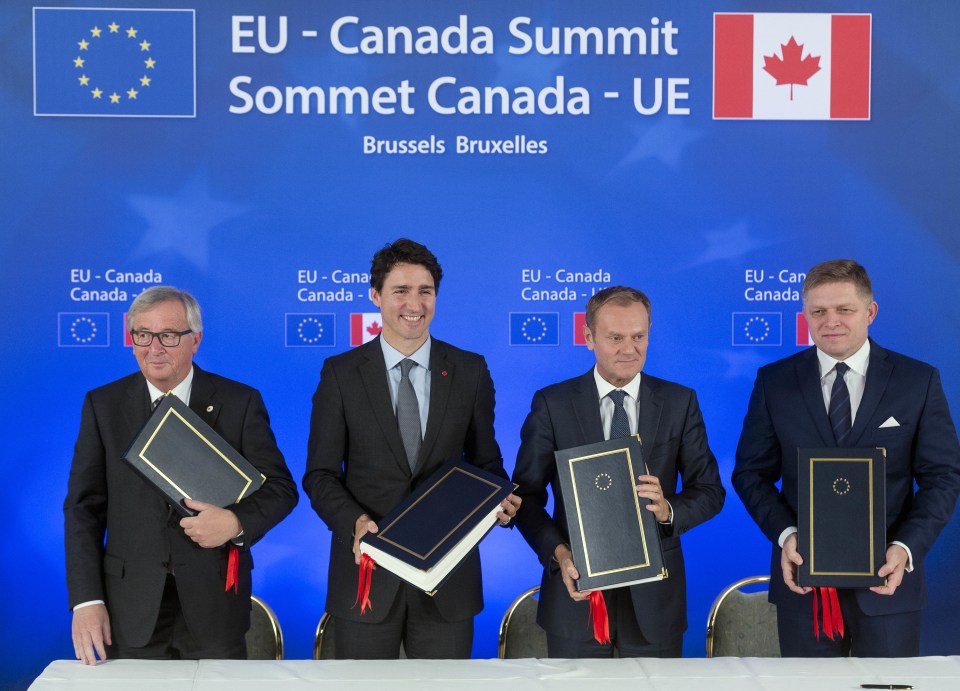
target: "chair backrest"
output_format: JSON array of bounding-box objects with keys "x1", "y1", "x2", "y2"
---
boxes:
[
  {"x1": 498, "y1": 586, "x2": 548, "y2": 659},
  {"x1": 706, "y1": 575, "x2": 780, "y2": 658},
  {"x1": 314, "y1": 612, "x2": 335, "y2": 660},
  {"x1": 246, "y1": 595, "x2": 284, "y2": 660}
]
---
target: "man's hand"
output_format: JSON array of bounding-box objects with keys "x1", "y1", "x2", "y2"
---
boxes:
[
  {"x1": 554, "y1": 543, "x2": 588, "y2": 602},
  {"x1": 72, "y1": 604, "x2": 111, "y2": 666},
  {"x1": 635, "y1": 474, "x2": 670, "y2": 523},
  {"x1": 781, "y1": 533, "x2": 812, "y2": 595},
  {"x1": 353, "y1": 514, "x2": 379, "y2": 565},
  {"x1": 497, "y1": 493, "x2": 522, "y2": 526},
  {"x1": 870, "y1": 544, "x2": 909, "y2": 596},
  {"x1": 180, "y1": 499, "x2": 242, "y2": 548}
]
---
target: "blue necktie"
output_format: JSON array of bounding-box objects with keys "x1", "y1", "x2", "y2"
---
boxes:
[
  {"x1": 608, "y1": 389, "x2": 631, "y2": 440},
  {"x1": 397, "y1": 359, "x2": 421, "y2": 470},
  {"x1": 829, "y1": 362, "x2": 852, "y2": 446}
]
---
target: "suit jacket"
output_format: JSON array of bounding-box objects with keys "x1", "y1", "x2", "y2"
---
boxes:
[
  {"x1": 733, "y1": 340, "x2": 960, "y2": 615},
  {"x1": 512, "y1": 369, "x2": 725, "y2": 644},
  {"x1": 63, "y1": 365, "x2": 298, "y2": 649},
  {"x1": 302, "y1": 336, "x2": 507, "y2": 623}
]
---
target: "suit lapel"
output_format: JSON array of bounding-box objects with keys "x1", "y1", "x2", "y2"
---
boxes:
[
  {"x1": 848, "y1": 341, "x2": 891, "y2": 446},
  {"x1": 188, "y1": 366, "x2": 220, "y2": 427},
  {"x1": 358, "y1": 339, "x2": 411, "y2": 475},
  {"x1": 419, "y1": 342, "x2": 452, "y2": 473},
  {"x1": 572, "y1": 370, "x2": 604, "y2": 444},
  {"x1": 795, "y1": 348, "x2": 835, "y2": 446},
  {"x1": 121, "y1": 374, "x2": 152, "y2": 437},
  {"x1": 636, "y1": 377, "x2": 663, "y2": 472}
]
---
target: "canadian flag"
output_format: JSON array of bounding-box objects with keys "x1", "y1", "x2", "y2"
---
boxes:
[
  {"x1": 350, "y1": 312, "x2": 382, "y2": 347},
  {"x1": 796, "y1": 312, "x2": 812, "y2": 346},
  {"x1": 714, "y1": 13, "x2": 871, "y2": 120}
]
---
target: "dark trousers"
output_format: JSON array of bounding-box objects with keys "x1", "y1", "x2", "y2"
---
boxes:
[
  {"x1": 112, "y1": 574, "x2": 247, "y2": 660},
  {"x1": 546, "y1": 587, "x2": 683, "y2": 659},
  {"x1": 333, "y1": 582, "x2": 473, "y2": 659},
  {"x1": 776, "y1": 588, "x2": 921, "y2": 657}
]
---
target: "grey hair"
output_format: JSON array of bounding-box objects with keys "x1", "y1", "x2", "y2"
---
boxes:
[{"x1": 126, "y1": 286, "x2": 203, "y2": 333}]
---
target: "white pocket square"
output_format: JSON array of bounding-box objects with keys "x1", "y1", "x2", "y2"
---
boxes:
[{"x1": 879, "y1": 416, "x2": 900, "y2": 428}]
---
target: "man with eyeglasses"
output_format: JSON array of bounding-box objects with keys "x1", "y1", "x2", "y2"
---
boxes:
[{"x1": 64, "y1": 286, "x2": 298, "y2": 664}]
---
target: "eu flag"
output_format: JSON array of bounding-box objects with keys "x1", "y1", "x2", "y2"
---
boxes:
[
  {"x1": 286, "y1": 313, "x2": 336, "y2": 347},
  {"x1": 732, "y1": 312, "x2": 782, "y2": 346},
  {"x1": 59, "y1": 312, "x2": 110, "y2": 347},
  {"x1": 33, "y1": 7, "x2": 195, "y2": 117},
  {"x1": 509, "y1": 312, "x2": 560, "y2": 346}
]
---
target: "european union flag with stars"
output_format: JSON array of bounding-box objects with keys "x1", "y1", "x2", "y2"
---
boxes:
[
  {"x1": 33, "y1": 7, "x2": 195, "y2": 117},
  {"x1": 509, "y1": 312, "x2": 560, "y2": 346},
  {"x1": 286, "y1": 313, "x2": 336, "y2": 347}
]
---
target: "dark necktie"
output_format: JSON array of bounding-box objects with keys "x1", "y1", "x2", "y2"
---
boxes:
[
  {"x1": 397, "y1": 359, "x2": 422, "y2": 470},
  {"x1": 829, "y1": 362, "x2": 852, "y2": 446},
  {"x1": 151, "y1": 396, "x2": 164, "y2": 411},
  {"x1": 608, "y1": 389, "x2": 631, "y2": 440}
]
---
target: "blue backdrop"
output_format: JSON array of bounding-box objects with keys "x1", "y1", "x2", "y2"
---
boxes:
[{"x1": 2, "y1": 1, "x2": 959, "y2": 688}]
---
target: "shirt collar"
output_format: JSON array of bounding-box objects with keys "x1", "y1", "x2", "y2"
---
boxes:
[
  {"x1": 816, "y1": 339, "x2": 871, "y2": 379},
  {"x1": 593, "y1": 367, "x2": 642, "y2": 401},
  {"x1": 379, "y1": 335, "x2": 431, "y2": 372},
  {"x1": 146, "y1": 365, "x2": 195, "y2": 405}
]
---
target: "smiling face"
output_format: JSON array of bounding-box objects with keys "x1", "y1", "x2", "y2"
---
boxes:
[
  {"x1": 584, "y1": 301, "x2": 651, "y2": 388},
  {"x1": 131, "y1": 299, "x2": 201, "y2": 391},
  {"x1": 371, "y1": 262, "x2": 436, "y2": 355},
  {"x1": 803, "y1": 280, "x2": 877, "y2": 361}
]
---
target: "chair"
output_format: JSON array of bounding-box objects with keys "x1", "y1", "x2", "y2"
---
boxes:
[
  {"x1": 314, "y1": 611, "x2": 336, "y2": 660},
  {"x1": 705, "y1": 575, "x2": 780, "y2": 657},
  {"x1": 313, "y1": 612, "x2": 407, "y2": 659},
  {"x1": 498, "y1": 586, "x2": 548, "y2": 659},
  {"x1": 246, "y1": 595, "x2": 284, "y2": 660}
]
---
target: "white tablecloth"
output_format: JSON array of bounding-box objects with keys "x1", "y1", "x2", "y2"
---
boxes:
[{"x1": 30, "y1": 656, "x2": 960, "y2": 691}]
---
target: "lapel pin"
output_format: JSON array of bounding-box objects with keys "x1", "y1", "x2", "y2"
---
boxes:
[{"x1": 206, "y1": 405, "x2": 214, "y2": 412}]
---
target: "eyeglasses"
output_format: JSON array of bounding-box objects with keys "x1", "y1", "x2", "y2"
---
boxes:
[{"x1": 130, "y1": 329, "x2": 193, "y2": 347}]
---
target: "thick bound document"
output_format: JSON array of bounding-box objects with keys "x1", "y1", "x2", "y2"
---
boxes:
[
  {"x1": 122, "y1": 394, "x2": 265, "y2": 517},
  {"x1": 359, "y1": 460, "x2": 514, "y2": 593},
  {"x1": 555, "y1": 436, "x2": 667, "y2": 591},
  {"x1": 797, "y1": 447, "x2": 886, "y2": 588}
]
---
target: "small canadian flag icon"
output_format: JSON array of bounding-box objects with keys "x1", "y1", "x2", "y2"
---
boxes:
[{"x1": 351, "y1": 313, "x2": 382, "y2": 347}]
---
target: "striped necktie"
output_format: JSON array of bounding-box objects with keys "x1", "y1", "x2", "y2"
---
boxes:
[
  {"x1": 829, "y1": 362, "x2": 852, "y2": 445},
  {"x1": 608, "y1": 389, "x2": 631, "y2": 440}
]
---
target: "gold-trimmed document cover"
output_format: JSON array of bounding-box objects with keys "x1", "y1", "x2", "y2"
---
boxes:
[
  {"x1": 359, "y1": 460, "x2": 515, "y2": 593},
  {"x1": 121, "y1": 394, "x2": 265, "y2": 517},
  {"x1": 555, "y1": 436, "x2": 667, "y2": 591},
  {"x1": 797, "y1": 447, "x2": 886, "y2": 588}
]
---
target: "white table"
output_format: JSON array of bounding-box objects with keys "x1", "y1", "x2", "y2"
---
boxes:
[{"x1": 30, "y1": 656, "x2": 960, "y2": 691}]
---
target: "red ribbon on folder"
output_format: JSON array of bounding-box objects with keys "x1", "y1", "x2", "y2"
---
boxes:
[
  {"x1": 587, "y1": 591, "x2": 611, "y2": 645},
  {"x1": 355, "y1": 553, "x2": 375, "y2": 614},
  {"x1": 225, "y1": 545, "x2": 239, "y2": 594},
  {"x1": 812, "y1": 586, "x2": 844, "y2": 640}
]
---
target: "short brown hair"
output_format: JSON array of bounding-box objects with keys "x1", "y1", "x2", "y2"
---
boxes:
[
  {"x1": 370, "y1": 238, "x2": 443, "y2": 294},
  {"x1": 802, "y1": 259, "x2": 873, "y2": 304},
  {"x1": 585, "y1": 286, "x2": 651, "y2": 330}
]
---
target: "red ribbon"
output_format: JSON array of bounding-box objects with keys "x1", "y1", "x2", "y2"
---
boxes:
[
  {"x1": 587, "y1": 591, "x2": 611, "y2": 645},
  {"x1": 354, "y1": 553, "x2": 375, "y2": 615},
  {"x1": 812, "y1": 586, "x2": 844, "y2": 640},
  {"x1": 225, "y1": 545, "x2": 239, "y2": 594}
]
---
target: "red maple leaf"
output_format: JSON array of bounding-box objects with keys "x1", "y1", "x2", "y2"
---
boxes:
[
  {"x1": 763, "y1": 36, "x2": 821, "y2": 101},
  {"x1": 366, "y1": 320, "x2": 382, "y2": 336}
]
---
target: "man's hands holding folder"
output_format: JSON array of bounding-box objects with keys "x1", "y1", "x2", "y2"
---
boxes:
[
  {"x1": 180, "y1": 499, "x2": 242, "y2": 548},
  {"x1": 554, "y1": 543, "x2": 590, "y2": 602}
]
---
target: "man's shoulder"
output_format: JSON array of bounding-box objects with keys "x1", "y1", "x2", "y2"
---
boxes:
[
  {"x1": 536, "y1": 370, "x2": 592, "y2": 399},
  {"x1": 195, "y1": 367, "x2": 260, "y2": 398},
  {"x1": 872, "y1": 342, "x2": 937, "y2": 375},
  {"x1": 431, "y1": 338, "x2": 485, "y2": 364},
  {"x1": 87, "y1": 371, "x2": 144, "y2": 400},
  {"x1": 642, "y1": 372, "x2": 697, "y2": 397}
]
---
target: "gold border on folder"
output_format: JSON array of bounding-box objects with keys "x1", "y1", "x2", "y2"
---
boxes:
[
  {"x1": 139, "y1": 407, "x2": 255, "y2": 503},
  {"x1": 569, "y1": 444, "x2": 650, "y2": 578},
  {"x1": 808, "y1": 455, "x2": 875, "y2": 577},
  {"x1": 376, "y1": 466, "x2": 505, "y2": 562}
]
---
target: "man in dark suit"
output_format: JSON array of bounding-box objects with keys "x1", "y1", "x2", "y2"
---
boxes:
[
  {"x1": 733, "y1": 259, "x2": 960, "y2": 656},
  {"x1": 64, "y1": 286, "x2": 298, "y2": 665},
  {"x1": 512, "y1": 286, "x2": 725, "y2": 657},
  {"x1": 302, "y1": 238, "x2": 520, "y2": 659}
]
